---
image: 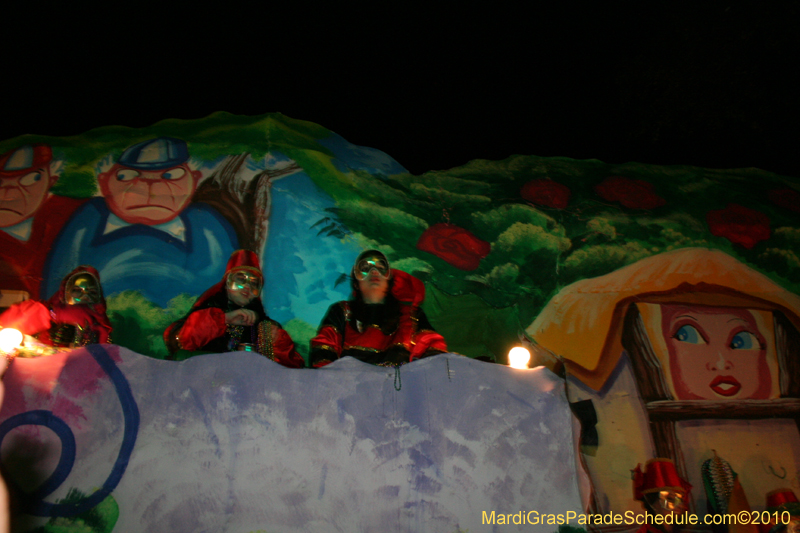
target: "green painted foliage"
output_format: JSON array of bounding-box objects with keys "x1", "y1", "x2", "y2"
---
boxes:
[
  {"x1": 586, "y1": 217, "x2": 617, "y2": 240},
  {"x1": 106, "y1": 292, "x2": 194, "y2": 359},
  {"x1": 26, "y1": 489, "x2": 119, "y2": 533},
  {"x1": 494, "y1": 222, "x2": 571, "y2": 259},
  {"x1": 390, "y1": 171, "x2": 493, "y2": 195},
  {"x1": 50, "y1": 168, "x2": 98, "y2": 198},
  {"x1": 336, "y1": 200, "x2": 429, "y2": 246},
  {"x1": 470, "y1": 204, "x2": 561, "y2": 241},
  {"x1": 283, "y1": 318, "x2": 317, "y2": 362},
  {"x1": 423, "y1": 285, "x2": 523, "y2": 361},
  {"x1": 561, "y1": 242, "x2": 653, "y2": 281},
  {"x1": 556, "y1": 525, "x2": 588, "y2": 533},
  {"x1": 659, "y1": 228, "x2": 708, "y2": 250},
  {"x1": 466, "y1": 263, "x2": 532, "y2": 297},
  {"x1": 392, "y1": 257, "x2": 435, "y2": 277},
  {"x1": 772, "y1": 227, "x2": 800, "y2": 247},
  {"x1": 348, "y1": 233, "x2": 397, "y2": 258},
  {"x1": 407, "y1": 183, "x2": 491, "y2": 210},
  {"x1": 346, "y1": 170, "x2": 423, "y2": 211},
  {"x1": 758, "y1": 248, "x2": 800, "y2": 280}
]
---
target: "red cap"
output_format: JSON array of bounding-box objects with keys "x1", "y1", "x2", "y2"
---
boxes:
[
  {"x1": 767, "y1": 489, "x2": 800, "y2": 510},
  {"x1": 632, "y1": 458, "x2": 692, "y2": 501},
  {"x1": 0, "y1": 144, "x2": 53, "y2": 177},
  {"x1": 762, "y1": 489, "x2": 800, "y2": 533},
  {"x1": 225, "y1": 249, "x2": 262, "y2": 279}
]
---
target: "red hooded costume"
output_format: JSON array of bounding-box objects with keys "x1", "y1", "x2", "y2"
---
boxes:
[
  {"x1": 163, "y1": 250, "x2": 304, "y2": 367},
  {"x1": 309, "y1": 267, "x2": 448, "y2": 368},
  {"x1": 0, "y1": 265, "x2": 112, "y2": 347}
]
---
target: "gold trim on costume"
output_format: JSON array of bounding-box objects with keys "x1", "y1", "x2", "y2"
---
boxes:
[
  {"x1": 343, "y1": 345, "x2": 382, "y2": 353},
  {"x1": 313, "y1": 344, "x2": 338, "y2": 352},
  {"x1": 257, "y1": 321, "x2": 275, "y2": 361}
]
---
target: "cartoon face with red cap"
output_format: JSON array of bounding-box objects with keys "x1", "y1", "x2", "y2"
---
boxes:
[
  {"x1": 0, "y1": 144, "x2": 59, "y2": 228},
  {"x1": 97, "y1": 137, "x2": 201, "y2": 225},
  {"x1": 662, "y1": 304, "x2": 771, "y2": 400}
]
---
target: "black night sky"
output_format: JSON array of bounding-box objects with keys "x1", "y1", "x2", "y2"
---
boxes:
[{"x1": 3, "y1": 4, "x2": 798, "y2": 177}]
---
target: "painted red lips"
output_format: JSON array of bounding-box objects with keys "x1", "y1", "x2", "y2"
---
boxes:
[{"x1": 709, "y1": 375, "x2": 742, "y2": 397}]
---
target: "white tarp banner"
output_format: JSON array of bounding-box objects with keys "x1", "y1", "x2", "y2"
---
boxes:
[{"x1": 0, "y1": 346, "x2": 582, "y2": 532}]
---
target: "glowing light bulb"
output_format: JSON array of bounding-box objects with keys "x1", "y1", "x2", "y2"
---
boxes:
[
  {"x1": 508, "y1": 346, "x2": 531, "y2": 369},
  {"x1": 0, "y1": 328, "x2": 23, "y2": 353}
]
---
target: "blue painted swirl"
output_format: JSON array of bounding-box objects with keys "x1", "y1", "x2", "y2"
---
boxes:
[{"x1": 0, "y1": 344, "x2": 139, "y2": 517}]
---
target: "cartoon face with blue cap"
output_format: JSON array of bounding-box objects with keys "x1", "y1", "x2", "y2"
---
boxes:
[
  {"x1": 97, "y1": 137, "x2": 201, "y2": 225},
  {"x1": 0, "y1": 144, "x2": 59, "y2": 228}
]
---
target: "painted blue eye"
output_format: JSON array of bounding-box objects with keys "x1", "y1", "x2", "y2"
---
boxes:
[
  {"x1": 19, "y1": 171, "x2": 42, "y2": 186},
  {"x1": 675, "y1": 325, "x2": 704, "y2": 344},
  {"x1": 117, "y1": 169, "x2": 140, "y2": 181},
  {"x1": 161, "y1": 168, "x2": 186, "y2": 180},
  {"x1": 731, "y1": 331, "x2": 757, "y2": 349}
]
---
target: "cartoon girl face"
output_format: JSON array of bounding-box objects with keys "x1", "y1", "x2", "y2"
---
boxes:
[{"x1": 661, "y1": 305, "x2": 772, "y2": 400}]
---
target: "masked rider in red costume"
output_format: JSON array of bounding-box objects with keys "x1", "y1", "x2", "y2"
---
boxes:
[
  {"x1": 0, "y1": 265, "x2": 112, "y2": 347},
  {"x1": 164, "y1": 249, "x2": 304, "y2": 367},
  {"x1": 309, "y1": 250, "x2": 448, "y2": 368}
]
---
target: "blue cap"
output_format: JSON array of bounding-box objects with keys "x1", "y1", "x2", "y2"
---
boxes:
[{"x1": 117, "y1": 137, "x2": 190, "y2": 170}]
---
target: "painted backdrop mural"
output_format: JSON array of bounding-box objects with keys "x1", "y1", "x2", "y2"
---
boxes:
[
  {"x1": 1, "y1": 112, "x2": 800, "y2": 531},
  {"x1": 3, "y1": 112, "x2": 800, "y2": 363}
]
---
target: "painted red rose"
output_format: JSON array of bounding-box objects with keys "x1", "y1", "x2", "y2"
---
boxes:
[
  {"x1": 417, "y1": 223, "x2": 491, "y2": 271},
  {"x1": 594, "y1": 176, "x2": 666, "y2": 209},
  {"x1": 521, "y1": 179, "x2": 571, "y2": 209},
  {"x1": 768, "y1": 188, "x2": 800, "y2": 214},
  {"x1": 706, "y1": 203, "x2": 770, "y2": 249}
]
